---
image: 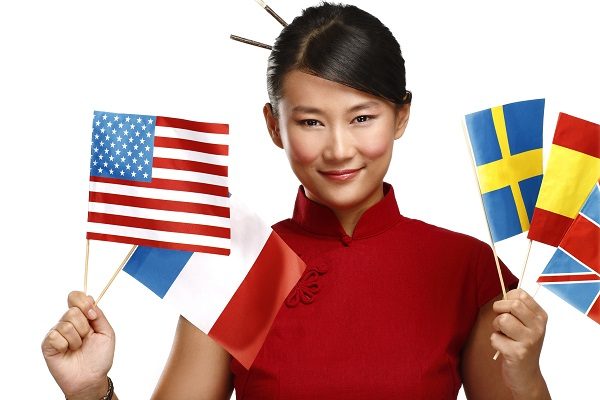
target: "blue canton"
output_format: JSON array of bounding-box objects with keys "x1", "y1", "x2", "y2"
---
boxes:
[{"x1": 90, "y1": 111, "x2": 156, "y2": 182}]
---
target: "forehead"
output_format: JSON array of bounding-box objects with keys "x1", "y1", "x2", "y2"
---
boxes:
[{"x1": 279, "y1": 70, "x2": 388, "y2": 113}]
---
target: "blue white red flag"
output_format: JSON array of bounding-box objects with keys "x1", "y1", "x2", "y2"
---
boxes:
[
  {"x1": 538, "y1": 180, "x2": 600, "y2": 325},
  {"x1": 87, "y1": 111, "x2": 230, "y2": 255}
]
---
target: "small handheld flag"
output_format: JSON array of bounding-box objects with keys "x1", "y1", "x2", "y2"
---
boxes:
[
  {"x1": 528, "y1": 113, "x2": 600, "y2": 247},
  {"x1": 87, "y1": 111, "x2": 230, "y2": 255},
  {"x1": 538, "y1": 180, "x2": 600, "y2": 325},
  {"x1": 465, "y1": 99, "x2": 545, "y2": 242}
]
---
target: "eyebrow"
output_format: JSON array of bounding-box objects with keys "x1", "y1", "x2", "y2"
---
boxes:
[{"x1": 291, "y1": 101, "x2": 381, "y2": 114}]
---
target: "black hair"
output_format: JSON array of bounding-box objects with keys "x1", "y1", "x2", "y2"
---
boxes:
[{"x1": 266, "y1": 2, "x2": 411, "y2": 116}]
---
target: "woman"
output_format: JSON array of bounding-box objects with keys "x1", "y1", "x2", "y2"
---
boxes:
[{"x1": 42, "y1": 3, "x2": 551, "y2": 399}]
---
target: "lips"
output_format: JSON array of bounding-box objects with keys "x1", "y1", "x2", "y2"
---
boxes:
[{"x1": 319, "y1": 167, "x2": 364, "y2": 181}]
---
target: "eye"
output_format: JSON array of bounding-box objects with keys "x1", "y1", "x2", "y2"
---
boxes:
[
  {"x1": 298, "y1": 119, "x2": 323, "y2": 127},
  {"x1": 353, "y1": 115, "x2": 374, "y2": 123}
]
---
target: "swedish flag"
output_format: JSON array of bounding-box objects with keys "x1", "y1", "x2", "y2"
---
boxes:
[{"x1": 465, "y1": 99, "x2": 544, "y2": 242}]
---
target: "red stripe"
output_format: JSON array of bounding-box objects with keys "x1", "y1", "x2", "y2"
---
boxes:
[
  {"x1": 538, "y1": 274, "x2": 600, "y2": 283},
  {"x1": 553, "y1": 113, "x2": 600, "y2": 158},
  {"x1": 155, "y1": 136, "x2": 228, "y2": 156},
  {"x1": 156, "y1": 116, "x2": 229, "y2": 134},
  {"x1": 86, "y1": 232, "x2": 230, "y2": 255},
  {"x1": 560, "y1": 215, "x2": 600, "y2": 274},
  {"x1": 208, "y1": 231, "x2": 307, "y2": 369},
  {"x1": 88, "y1": 212, "x2": 231, "y2": 238},
  {"x1": 90, "y1": 176, "x2": 229, "y2": 197},
  {"x1": 153, "y1": 157, "x2": 228, "y2": 177},
  {"x1": 528, "y1": 207, "x2": 574, "y2": 246},
  {"x1": 89, "y1": 192, "x2": 230, "y2": 218},
  {"x1": 588, "y1": 296, "x2": 600, "y2": 325}
]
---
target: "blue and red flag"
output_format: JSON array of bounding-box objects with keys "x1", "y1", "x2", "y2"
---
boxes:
[{"x1": 538, "y1": 180, "x2": 600, "y2": 325}]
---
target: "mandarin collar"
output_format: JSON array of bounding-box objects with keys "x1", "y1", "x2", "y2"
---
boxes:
[{"x1": 291, "y1": 182, "x2": 403, "y2": 241}]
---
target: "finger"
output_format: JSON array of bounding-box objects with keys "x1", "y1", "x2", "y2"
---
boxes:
[
  {"x1": 490, "y1": 331, "x2": 528, "y2": 361},
  {"x1": 492, "y1": 313, "x2": 530, "y2": 342},
  {"x1": 506, "y1": 289, "x2": 548, "y2": 319},
  {"x1": 87, "y1": 303, "x2": 114, "y2": 338},
  {"x1": 41, "y1": 329, "x2": 69, "y2": 357},
  {"x1": 59, "y1": 306, "x2": 92, "y2": 339},
  {"x1": 54, "y1": 320, "x2": 83, "y2": 351},
  {"x1": 67, "y1": 291, "x2": 98, "y2": 321},
  {"x1": 493, "y1": 298, "x2": 538, "y2": 328}
]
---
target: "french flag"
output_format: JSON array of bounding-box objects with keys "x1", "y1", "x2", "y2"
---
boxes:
[{"x1": 123, "y1": 196, "x2": 306, "y2": 369}]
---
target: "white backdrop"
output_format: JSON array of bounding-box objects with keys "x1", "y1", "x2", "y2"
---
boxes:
[{"x1": 1, "y1": 0, "x2": 598, "y2": 398}]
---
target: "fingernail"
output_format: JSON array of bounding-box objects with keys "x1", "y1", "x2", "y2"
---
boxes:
[{"x1": 88, "y1": 308, "x2": 97, "y2": 319}]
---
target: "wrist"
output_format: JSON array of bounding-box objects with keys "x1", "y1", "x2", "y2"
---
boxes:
[
  {"x1": 65, "y1": 376, "x2": 112, "y2": 400},
  {"x1": 510, "y1": 369, "x2": 551, "y2": 400}
]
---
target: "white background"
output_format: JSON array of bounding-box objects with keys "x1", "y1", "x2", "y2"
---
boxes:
[{"x1": 1, "y1": 0, "x2": 598, "y2": 398}]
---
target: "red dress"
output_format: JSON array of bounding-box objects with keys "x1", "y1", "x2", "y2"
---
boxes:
[{"x1": 230, "y1": 183, "x2": 518, "y2": 399}]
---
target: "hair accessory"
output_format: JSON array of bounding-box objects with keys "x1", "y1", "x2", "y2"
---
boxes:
[
  {"x1": 230, "y1": 1, "x2": 287, "y2": 50},
  {"x1": 230, "y1": 34, "x2": 272, "y2": 50}
]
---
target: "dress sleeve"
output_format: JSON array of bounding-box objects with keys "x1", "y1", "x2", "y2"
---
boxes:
[{"x1": 474, "y1": 241, "x2": 519, "y2": 307}]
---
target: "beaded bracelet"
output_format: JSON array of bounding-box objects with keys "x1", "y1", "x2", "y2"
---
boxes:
[{"x1": 65, "y1": 377, "x2": 113, "y2": 400}]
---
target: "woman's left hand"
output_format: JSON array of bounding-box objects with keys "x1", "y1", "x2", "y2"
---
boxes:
[{"x1": 492, "y1": 288, "x2": 550, "y2": 398}]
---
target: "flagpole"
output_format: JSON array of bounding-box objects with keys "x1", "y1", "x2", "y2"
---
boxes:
[
  {"x1": 94, "y1": 244, "x2": 138, "y2": 306},
  {"x1": 462, "y1": 120, "x2": 508, "y2": 361},
  {"x1": 84, "y1": 239, "x2": 90, "y2": 294},
  {"x1": 461, "y1": 120, "x2": 508, "y2": 298},
  {"x1": 517, "y1": 239, "x2": 533, "y2": 289}
]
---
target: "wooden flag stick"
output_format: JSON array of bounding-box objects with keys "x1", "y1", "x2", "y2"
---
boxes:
[
  {"x1": 94, "y1": 244, "x2": 138, "y2": 306},
  {"x1": 84, "y1": 239, "x2": 90, "y2": 294},
  {"x1": 230, "y1": 34, "x2": 272, "y2": 50},
  {"x1": 254, "y1": 0, "x2": 288, "y2": 27},
  {"x1": 517, "y1": 239, "x2": 533, "y2": 289},
  {"x1": 461, "y1": 120, "x2": 508, "y2": 298},
  {"x1": 461, "y1": 120, "x2": 508, "y2": 361}
]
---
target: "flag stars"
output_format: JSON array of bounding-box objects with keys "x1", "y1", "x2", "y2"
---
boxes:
[
  {"x1": 120, "y1": 170, "x2": 125, "y2": 176},
  {"x1": 105, "y1": 135, "x2": 110, "y2": 141},
  {"x1": 99, "y1": 154, "x2": 103, "y2": 160},
  {"x1": 107, "y1": 122, "x2": 112, "y2": 127},
  {"x1": 145, "y1": 146, "x2": 150, "y2": 152},
  {"x1": 120, "y1": 156, "x2": 125, "y2": 162},
  {"x1": 137, "y1": 117, "x2": 142, "y2": 123},
  {"x1": 128, "y1": 137, "x2": 134, "y2": 143},
  {"x1": 101, "y1": 128, "x2": 105, "y2": 134},
  {"x1": 122, "y1": 143, "x2": 127, "y2": 149},
  {"x1": 94, "y1": 134, "x2": 100, "y2": 140},
  {"x1": 125, "y1": 116, "x2": 131, "y2": 122},
  {"x1": 135, "y1": 131, "x2": 140, "y2": 137},
  {"x1": 133, "y1": 144, "x2": 139, "y2": 150},
  {"x1": 132, "y1": 158, "x2": 138, "y2": 164},
  {"x1": 127, "y1": 151, "x2": 133, "y2": 157},
  {"x1": 104, "y1": 148, "x2": 109, "y2": 154},
  {"x1": 93, "y1": 147, "x2": 99, "y2": 153},
  {"x1": 141, "y1": 125, "x2": 146, "y2": 131},
  {"x1": 119, "y1": 123, "x2": 124, "y2": 129},
  {"x1": 109, "y1": 155, "x2": 114, "y2": 161},
  {"x1": 143, "y1": 172, "x2": 148, "y2": 179},
  {"x1": 109, "y1": 169, "x2": 114, "y2": 175},
  {"x1": 95, "y1": 121, "x2": 100, "y2": 126},
  {"x1": 123, "y1": 129, "x2": 128, "y2": 135},
  {"x1": 116, "y1": 149, "x2": 121, "y2": 156},
  {"x1": 148, "y1": 119, "x2": 153, "y2": 124},
  {"x1": 102, "y1": 114, "x2": 107, "y2": 120},
  {"x1": 117, "y1": 136, "x2": 122, "y2": 142},
  {"x1": 137, "y1": 165, "x2": 142, "y2": 171},
  {"x1": 98, "y1": 167, "x2": 103, "y2": 173},
  {"x1": 103, "y1": 162, "x2": 108, "y2": 167},
  {"x1": 138, "y1": 152, "x2": 143, "y2": 158},
  {"x1": 115, "y1": 162, "x2": 120, "y2": 169},
  {"x1": 112, "y1": 129, "x2": 117, "y2": 134},
  {"x1": 126, "y1": 164, "x2": 131, "y2": 170},
  {"x1": 114, "y1": 115, "x2": 119, "y2": 121},
  {"x1": 131, "y1": 171, "x2": 136, "y2": 177},
  {"x1": 140, "y1": 138, "x2": 145, "y2": 144},
  {"x1": 144, "y1": 159, "x2": 149, "y2": 165}
]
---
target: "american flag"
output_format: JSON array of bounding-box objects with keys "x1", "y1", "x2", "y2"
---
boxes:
[{"x1": 87, "y1": 111, "x2": 230, "y2": 255}]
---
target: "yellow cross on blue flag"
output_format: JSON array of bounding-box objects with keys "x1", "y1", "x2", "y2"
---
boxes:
[{"x1": 465, "y1": 99, "x2": 545, "y2": 242}]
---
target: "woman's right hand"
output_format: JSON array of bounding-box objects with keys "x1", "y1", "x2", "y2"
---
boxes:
[{"x1": 41, "y1": 291, "x2": 115, "y2": 399}]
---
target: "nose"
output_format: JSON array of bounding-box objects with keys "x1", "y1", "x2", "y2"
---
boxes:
[{"x1": 322, "y1": 125, "x2": 356, "y2": 162}]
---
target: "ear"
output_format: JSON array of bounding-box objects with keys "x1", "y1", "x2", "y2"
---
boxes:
[
  {"x1": 393, "y1": 103, "x2": 411, "y2": 140},
  {"x1": 263, "y1": 103, "x2": 283, "y2": 149}
]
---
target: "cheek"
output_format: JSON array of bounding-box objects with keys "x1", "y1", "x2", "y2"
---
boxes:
[
  {"x1": 358, "y1": 131, "x2": 394, "y2": 160},
  {"x1": 283, "y1": 131, "x2": 322, "y2": 165}
]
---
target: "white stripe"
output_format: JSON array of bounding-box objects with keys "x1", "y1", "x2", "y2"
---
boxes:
[
  {"x1": 155, "y1": 125, "x2": 229, "y2": 145},
  {"x1": 89, "y1": 202, "x2": 231, "y2": 227},
  {"x1": 89, "y1": 181, "x2": 229, "y2": 207},
  {"x1": 541, "y1": 280, "x2": 599, "y2": 285},
  {"x1": 586, "y1": 291, "x2": 600, "y2": 315},
  {"x1": 580, "y1": 212, "x2": 600, "y2": 229},
  {"x1": 557, "y1": 246, "x2": 597, "y2": 275},
  {"x1": 153, "y1": 146, "x2": 228, "y2": 166},
  {"x1": 162, "y1": 197, "x2": 273, "y2": 332},
  {"x1": 88, "y1": 222, "x2": 231, "y2": 249},
  {"x1": 152, "y1": 167, "x2": 228, "y2": 187}
]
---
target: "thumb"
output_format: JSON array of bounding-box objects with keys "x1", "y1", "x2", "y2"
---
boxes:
[{"x1": 87, "y1": 300, "x2": 114, "y2": 337}]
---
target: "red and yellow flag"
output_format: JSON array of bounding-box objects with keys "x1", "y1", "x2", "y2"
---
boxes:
[{"x1": 528, "y1": 113, "x2": 600, "y2": 246}]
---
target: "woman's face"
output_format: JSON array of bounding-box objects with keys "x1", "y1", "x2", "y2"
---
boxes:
[{"x1": 264, "y1": 70, "x2": 410, "y2": 214}]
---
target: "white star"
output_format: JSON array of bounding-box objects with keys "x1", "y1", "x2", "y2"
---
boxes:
[
  {"x1": 132, "y1": 158, "x2": 137, "y2": 164},
  {"x1": 135, "y1": 131, "x2": 140, "y2": 137},
  {"x1": 137, "y1": 165, "x2": 142, "y2": 171},
  {"x1": 127, "y1": 151, "x2": 132, "y2": 157},
  {"x1": 109, "y1": 169, "x2": 114, "y2": 175},
  {"x1": 131, "y1": 171, "x2": 136, "y2": 177},
  {"x1": 101, "y1": 128, "x2": 105, "y2": 134},
  {"x1": 145, "y1": 146, "x2": 150, "y2": 151},
  {"x1": 128, "y1": 137, "x2": 133, "y2": 143},
  {"x1": 99, "y1": 141, "x2": 104, "y2": 147},
  {"x1": 112, "y1": 129, "x2": 116, "y2": 134},
  {"x1": 133, "y1": 144, "x2": 139, "y2": 150},
  {"x1": 94, "y1": 134, "x2": 99, "y2": 140},
  {"x1": 124, "y1": 130, "x2": 129, "y2": 135},
  {"x1": 144, "y1": 159, "x2": 149, "y2": 165},
  {"x1": 146, "y1": 132, "x2": 151, "y2": 138},
  {"x1": 114, "y1": 115, "x2": 119, "y2": 121},
  {"x1": 115, "y1": 163, "x2": 120, "y2": 169},
  {"x1": 120, "y1": 156, "x2": 125, "y2": 162},
  {"x1": 120, "y1": 170, "x2": 125, "y2": 176},
  {"x1": 116, "y1": 136, "x2": 122, "y2": 142},
  {"x1": 137, "y1": 117, "x2": 142, "y2": 123},
  {"x1": 125, "y1": 116, "x2": 131, "y2": 122},
  {"x1": 141, "y1": 125, "x2": 146, "y2": 131},
  {"x1": 148, "y1": 119, "x2": 153, "y2": 124},
  {"x1": 98, "y1": 167, "x2": 103, "y2": 173},
  {"x1": 93, "y1": 147, "x2": 99, "y2": 153},
  {"x1": 107, "y1": 122, "x2": 112, "y2": 127},
  {"x1": 130, "y1": 124, "x2": 135, "y2": 130},
  {"x1": 119, "y1": 123, "x2": 124, "y2": 129},
  {"x1": 99, "y1": 154, "x2": 103, "y2": 160},
  {"x1": 122, "y1": 143, "x2": 127, "y2": 149},
  {"x1": 116, "y1": 149, "x2": 121, "y2": 156},
  {"x1": 93, "y1": 160, "x2": 98, "y2": 166},
  {"x1": 126, "y1": 164, "x2": 131, "y2": 170},
  {"x1": 104, "y1": 148, "x2": 109, "y2": 154},
  {"x1": 102, "y1": 114, "x2": 107, "y2": 120},
  {"x1": 138, "y1": 152, "x2": 143, "y2": 157},
  {"x1": 140, "y1": 138, "x2": 145, "y2": 144},
  {"x1": 105, "y1": 135, "x2": 110, "y2": 141},
  {"x1": 143, "y1": 172, "x2": 148, "y2": 179},
  {"x1": 103, "y1": 162, "x2": 108, "y2": 167},
  {"x1": 109, "y1": 155, "x2": 114, "y2": 161},
  {"x1": 110, "y1": 142, "x2": 115, "y2": 148},
  {"x1": 95, "y1": 121, "x2": 100, "y2": 126}
]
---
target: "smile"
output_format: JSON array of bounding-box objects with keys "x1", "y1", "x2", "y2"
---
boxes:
[{"x1": 319, "y1": 167, "x2": 364, "y2": 181}]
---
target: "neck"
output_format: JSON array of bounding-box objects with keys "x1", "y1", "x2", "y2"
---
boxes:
[{"x1": 331, "y1": 184, "x2": 385, "y2": 236}]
